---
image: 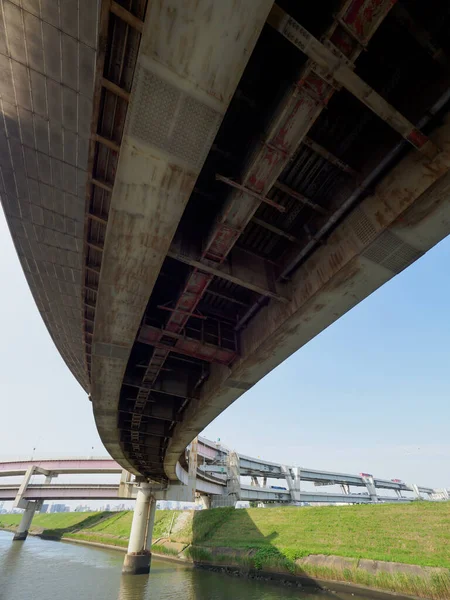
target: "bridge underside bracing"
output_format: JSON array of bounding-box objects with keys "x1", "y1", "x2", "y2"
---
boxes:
[{"x1": 2, "y1": 1, "x2": 450, "y2": 483}]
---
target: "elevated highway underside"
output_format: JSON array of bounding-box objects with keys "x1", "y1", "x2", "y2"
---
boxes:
[{"x1": 3, "y1": 1, "x2": 450, "y2": 484}]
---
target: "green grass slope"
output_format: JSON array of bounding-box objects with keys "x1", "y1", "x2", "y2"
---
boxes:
[{"x1": 193, "y1": 503, "x2": 450, "y2": 568}]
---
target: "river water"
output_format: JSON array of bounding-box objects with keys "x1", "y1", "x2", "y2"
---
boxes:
[{"x1": 0, "y1": 530, "x2": 371, "y2": 600}]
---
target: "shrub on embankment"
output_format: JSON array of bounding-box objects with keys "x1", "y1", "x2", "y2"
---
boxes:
[{"x1": 2, "y1": 503, "x2": 450, "y2": 599}]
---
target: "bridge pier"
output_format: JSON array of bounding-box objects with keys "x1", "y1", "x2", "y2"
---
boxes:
[
  {"x1": 13, "y1": 500, "x2": 41, "y2": 541},
  {"x1": 361, "y1": 475, "x2": 378, "y2": 502},
  {"x1": 123, "y1": 484, "x2": 155, "y2": 575},
  {"x1": 195, "y1": 493, "x2": 211, "y2": 510}
]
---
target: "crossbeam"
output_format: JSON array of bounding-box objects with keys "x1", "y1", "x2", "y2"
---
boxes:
[
  {"x1": 268, "y1": 5, "x2": 439, "y2": 157},
  {"x1": 138, "y1": 325, "x2": 237, "y2": 365},
  {"x1": 167, "y1": 249, "x2": 290, "y2": 303}
]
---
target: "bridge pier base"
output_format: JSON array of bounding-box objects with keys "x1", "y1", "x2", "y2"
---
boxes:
[
  {"x1": 13, "y1": 501, "x2": 40, "y2": 541},
  {"x1": 195, "y1": 493, "x2": 211, "y2": 510},
  {"x1": 122, "y1": 484, "x2": 155, "y2": 575}
]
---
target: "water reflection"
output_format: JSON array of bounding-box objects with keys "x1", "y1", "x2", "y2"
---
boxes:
[
  {"x1": 0, "y1": 531, "x2": 368, "y2": 600},
  {"x1": 0, "y1": 540, "x2": 25, "y2": 597},
  {"x1": 117, "y1": 573, "x2": 149, "y2": 600}
]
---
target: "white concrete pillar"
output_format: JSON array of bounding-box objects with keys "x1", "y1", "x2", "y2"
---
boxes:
[
  {"x1": 13, "y1": 501, "x2": 38, "y2": 541},
  {"x1": 145, "y1": 497, "x2": 157, "y2": 552},
  {"x1": 282, "y1": 466, "x2": 301, "y2": 503},
  {"x1": 411, "y1": 484, "x2": 421, "y2": 499},
  {"x1": 226, "y1": 451, "x2": 241, "y2": 500},
  {"x1": 187, "y1": 437, "x2": 198, "y2": 502},
  {"x1": 195, "y1": 494, "x2": 211, "y2": 510},
  {"x1": 361, "y1": 475, "x2": 378, "y2": 502},
  {"x1": 123, "y1": 484, "x2": 152, "y2": 575}
]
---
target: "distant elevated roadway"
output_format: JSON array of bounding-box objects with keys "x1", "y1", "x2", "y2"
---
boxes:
[{"x1": 0, "y1": 437, "x2": 440, "y2": 505}]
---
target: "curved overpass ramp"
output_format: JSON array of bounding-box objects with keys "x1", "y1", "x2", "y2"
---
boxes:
[{"x1": 3, "y1": 1, "x2": 450, "y2": 485}]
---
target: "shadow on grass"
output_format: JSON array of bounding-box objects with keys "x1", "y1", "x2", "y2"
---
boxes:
[
  {"x1": 187, "y1": 507, "x2": 346, "y2": 598},
  {"x1": 39, "y1": 511, "x2": 112, "y2": 540}
]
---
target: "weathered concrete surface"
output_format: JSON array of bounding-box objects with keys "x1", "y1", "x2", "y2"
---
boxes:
[
  {"x1": 122, "y1": 552, "x2": 151, "y2": 575},
  {"x1": 298, "y1": 554, "x2": 357, "y2": 571},
  {"x1": 90, "y1": 0, "x2": 274, "y2": 475},
  {"x1": 0, "y1": 0, "x2": 99, "y2": 390},
  {"x1": 356, "y1": 558, "x2": 448, "y2": 579},
  {"x1": 164, "y1": 113, "x2": 450, "y2": 479}
]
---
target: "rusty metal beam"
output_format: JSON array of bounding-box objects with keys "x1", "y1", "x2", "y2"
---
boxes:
[
  {"x1": 138, "y1": 325, "x2": 238, "y2": 366},
  {"x1": 123, "y1": 375, "x2": 193, "y2": 400},
  {"x1": 101, "y1": 77, "x2": 131, "y2": 101},
  {"x1": 119, "y1": 405, "x2": 181, "y2": 423},
  {"x1": 120, "y1": 427, "x2": 171, "y2": 440},
  {"x1": 216, "y1": 175, "x2": 286, "y2": 212},
  {"x1": 86, "y1": 265, "x2": 101, "y2": 275},
  {"x1": 157, "y1": 305, "x2": 207, "y2": 320},
  {"x1": 303, "y1": 136, "x2": 358, "y2": 176},
  {"x1": 251, "y1": 217, "x2": 301, "y2": 244},
  {"x1": 167, "y1": 250, "x2": 290, "y2": 303},
  {"x1": 110, "y1": 1, "x2": 144, "y2": 33},
  {"x1": 87, "y1": 213, "x2": 108, "y2": 225},
  {"x1": 273, "y1": 181, "x2": 328, "y2": 214},
  {"x1": 86, "y1": 241, "x2": 104, "y2": 252},
  {"x1": 204, "y1": 289, "x2": 251, "y2": 307},
  {"x1": 91, "y1": 178, "x2": 114, "y2": 193},
  {"x1": 92, "y1": 133, "x2": 120, "y2": 152},
  {"x1": 268, "y1": 4, "x2": 439, "y2": 157}
]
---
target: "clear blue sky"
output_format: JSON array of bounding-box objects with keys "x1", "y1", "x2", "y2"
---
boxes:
[{"x1": 1, "y1": 209, "x2": 449, "y2": 489}]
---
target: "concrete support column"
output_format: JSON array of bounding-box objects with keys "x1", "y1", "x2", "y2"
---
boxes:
[
  {"x1": 123, "y1": 484, "x2": 152, "y2": 575},
  {"x1": 411, "y1": 484, "x2": 421, "y2": 500},
  {"x1": 195, "y1": 494, "x2": 211, "y2": 510},
  {"x1": 361, "y1": 476, "x2": 378, "y2": 502},
  {"x1": 226, "y1": 451, "x2": 241, "y2": 501},
  {"x1": 145, "y1": 497, "x2": 157, "y2": 552},
  {"x1": 187, "y1": 437, "x2": 198, "y2": 502},
  {"x1": 13, "y1": 501, "x2": 38, "y2": 541},
  {"x1": 282, "y1": 466, "x2": 301, "y2": 503}
]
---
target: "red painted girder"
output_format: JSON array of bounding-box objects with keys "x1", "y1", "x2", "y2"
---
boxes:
[
  {"x1": 342, "y1": 0, "x2": 397, "y2": 45},
  {"x1": 165, "y1": 269, "x2": 214, "y2": 333},
  {"x1": 138, "y1": 325, "x2": 237, "y2": 365}
]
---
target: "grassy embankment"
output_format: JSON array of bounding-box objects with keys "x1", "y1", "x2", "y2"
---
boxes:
[
  {"x1": 1, "y1": 502, "x2": 450, "y2": 599},
  {"x1": 0, "y1": 510, "x2": 181, "y2": 555}
]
